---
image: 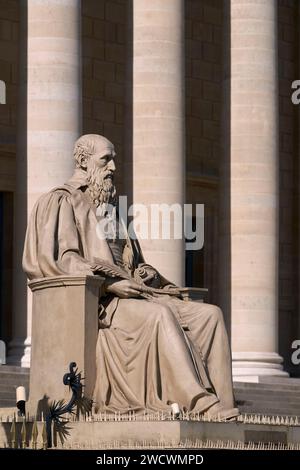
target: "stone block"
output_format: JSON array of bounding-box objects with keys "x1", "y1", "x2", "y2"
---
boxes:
[
  {"x1": 213, "y1": 25, "x2": 222, "y2": 45},
  {"x1": 105, "y1": 1, "x2": 126, "y2": 24},
  {"x1": 185, "y1": 0, "x2": 203, "y2": 21},
  {"x1": 82, "y1": 16, "x2": 93, "y2": 37},
  {"x1": 192, "y1": 22, "x2": 213, "y2": 42},
  {"x1": 0, "y1": 104, "x2": 10, "y2": 126},
  {"x1": 186, "y1": 78, "x2": 202, "y2": 98},
  {"x1": 83, "y1": 78, "x2": 104, "y2": 99},
  {"x1": 191, "y1": 99, "x2": 213, "y2": 119},
  {"x1": 202, "y1": 42, "x2": 221, "y2": 64},
  {"x1": 203, "y1": 5, "x2": 222, "y2": 25},
  {"x1": 117, "y1": 23, "x2": 126, "y2": 44},
  {"x1": 93, "y1": 99, "x2": 115, "y2": 122},
  {"x1": 105, "y1": 43, "x2": 126, "y2": 64},
  {"x1": 0, "y1": 59, "x2": 11, "y2": 82},
  {"x1": 202, "y1": 81, "x2": 221, "y2": 102},
  {"x1": 103, "y1": 122, "x2": 123, "y2": 144},
  {"x1": 105, "y1": 82, "x2": 124, "y2": 103},
  {"x1": 186, "y1": 116, "x2": 202, "y2": 138},
  {"x1": 0, "y1": 19, "x2": 12, "y2": 41},
  {"x1": 0, "y1": 0, "x2": 19, "y2": 21},
  {"x1": 115, "y1": 63, "x2": 125, "y2": 83},
  {"x1": 192, "y1": 59, "x2": 214, "y2": 81},
  {"x1": 186, "y1": 39, "x2": 201, "y2": 60},
  {"x1": 115, "y1": 104, "x2": 124, "y2": 124},
  {"x1": 11, "y1": 21, "x2": 18, "y2": 42},
  {"x1": 283, "y1": 25, "x2": 297, "y2": 43},
  {"x1": 28, "y1": 275, "x2": 104, "y2": 416},
  {"x1": 202, "y1": 120, "x2": 219, "y2": 140},
  {"x1": 92, "y1": 19, "x2": 104, "y2": 40},
  {"x1": 83, "y1": 98, "x2": 92, "y2": 119},
  {"x1": 82, "y1": 0, "x2": 105, "y2": 20},
  {"x1": 94, "y1": 59, "x2": 115, "y2": 81},
  {"x1": 82, "y1": 57, "x2": 93, "y2": 79},
  {"x1": 83, "y1": 118, "x2": 103, "y2": 135},
  {"x1": 82, "y1": 37, "x2": 105, "y2": 59}
]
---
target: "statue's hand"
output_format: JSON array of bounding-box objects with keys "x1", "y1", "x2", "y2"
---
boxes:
[
  {"x1": 105, "y1": 279, "x2": 153, "y2": 299},
  {"x1": 163, "y1": 283, "x2": 180, "y2": 290}
]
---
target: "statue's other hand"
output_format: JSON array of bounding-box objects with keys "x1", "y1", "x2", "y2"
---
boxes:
[
  {"x1": 105, "y1": 279, "x2": 153, "y2": 299},
  {"x1": 162, "y1": 283, "x2": 181, "y2": 290}
]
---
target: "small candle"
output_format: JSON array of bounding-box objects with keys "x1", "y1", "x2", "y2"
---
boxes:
[
  {"x1": 171, "y1": 402, "x2": 180, "y2": 418},
  {"x1": 16, "y1": 386, "x2": 26, "y2": 403}
]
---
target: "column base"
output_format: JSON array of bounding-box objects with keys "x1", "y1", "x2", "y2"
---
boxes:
[
  {"x1": 232, "y1": 352, "x2": 289, "y2": 383},
  {"x1": 6, "y1": 336, "x2": 31, "y2": 368}
]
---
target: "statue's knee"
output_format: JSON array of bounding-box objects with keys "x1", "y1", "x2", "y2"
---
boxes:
[
  {"x1": 154, "y1": 304, "x2": 174, "y2": 322},
  {"x1": 206, "y1": 304, "x2": 223, "y2": 324}
]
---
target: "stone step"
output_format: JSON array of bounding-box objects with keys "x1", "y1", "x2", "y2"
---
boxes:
[
  {"x1": 1, "y1": 370, "x2": 300, "y2": 416},
  {"x1": 235, "y1": 393, "x2": 300, "y2": 403},
  {"x1": 0, "y1": 399, "x2": 15, "y2": 408},
  {"x1": 0, "y1": 378, "x2": 29, "y2": 388},
  {"x1": 235, "y1": 388, "x2": 300, "y2": 396},
  {"x1": 239, "y1": 401, "x2": 300, "y2": 411},
  {"x1": 259, "y1": 377, "x2": 300, "y2": 386},
  {"x1": 0, "y1": 390, "x2": 16, "y2": 394},
  {"x1": 0, "y1": 375, "x2": 29, "y2": 385},
  {"x1": 0, "y1": 366, "x2": 29, "y2": 374},
  {"x1": 240, "y1": 407, "x2": 300, "y2": 417},
  {"x1": 0, "y1": 370, "x2": 29, "y2": 378},
  {"x1": 234, "y1": 382, "x2": 300, "y2": 392},
  {"x1": 0, "y1": 392, "x2": 16, "y2": 400},
  {"x1": 0, "y1": 386, "x2": 18, "y2": 394},
  {"x1": 0, "y1": 370, "x2": 29, "y2": 377}
]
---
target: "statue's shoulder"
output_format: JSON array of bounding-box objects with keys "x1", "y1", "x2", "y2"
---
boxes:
[
  {"x1": 33, "y1": 184, "x2": 77, "y2": 210},
  {"x1": 50, "y1": 183, "x2": 78, "y2": 196}
]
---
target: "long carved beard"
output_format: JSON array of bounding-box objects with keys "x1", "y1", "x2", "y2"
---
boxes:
[{"x1": 86, "y1": 162, "x2": 117, "y2": 207}]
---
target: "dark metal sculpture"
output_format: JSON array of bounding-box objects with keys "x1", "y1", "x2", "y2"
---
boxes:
[{"x1": 46, "y1": 362, "x2": 86, "y2": 448}]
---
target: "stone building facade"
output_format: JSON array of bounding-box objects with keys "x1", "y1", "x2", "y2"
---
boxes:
[{"x1": 0, "y1": 0, "x2": 299, "y2": 381}]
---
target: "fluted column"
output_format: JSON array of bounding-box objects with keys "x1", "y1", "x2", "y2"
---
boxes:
[
  {"x1": 8, "y1": 0, "x2": 82, "y2": 366},
  {"x1": 221, "y1": 0, "x2": 288, "y2": 381},
  {"x1": 128, "y1": 0, "x2": 185, "y2": 286}
]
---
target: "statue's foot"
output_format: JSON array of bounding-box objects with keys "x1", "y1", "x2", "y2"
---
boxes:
[{"x1": 203, "y1": 402, "x2": 240, "y2": 421}]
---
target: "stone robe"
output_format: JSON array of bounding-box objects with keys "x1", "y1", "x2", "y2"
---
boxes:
[{"x1": 23, "y1": 169, "x2": 235, "y2": 414}]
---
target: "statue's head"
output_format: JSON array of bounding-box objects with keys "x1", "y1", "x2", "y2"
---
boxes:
[{"x1": 73, "y1": 134, "x2": 117, "y2": 206}]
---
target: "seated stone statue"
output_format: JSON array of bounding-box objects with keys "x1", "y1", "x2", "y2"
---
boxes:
[{"x1": 23, "y1": 134, "x2": 239, "y2": 420}]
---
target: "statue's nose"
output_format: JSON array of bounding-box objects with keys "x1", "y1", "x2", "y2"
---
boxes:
[{"x1": 108, "y1": 159, "x2": 116, "y2": 171}]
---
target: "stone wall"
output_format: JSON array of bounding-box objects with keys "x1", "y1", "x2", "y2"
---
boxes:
[
  {"x1": 185, "y1": 0, "x2": 222, "y2": 178},
  {"x1": 0, "y1": 0, "x2": 18, "y2": 341},
  {"x1": 0, "y1": 0, "x2": 18, "y2": 147},
  {"x1": 82, "y1": 0, "x2": 127, "y2": 192},
  {"x1": 0, "y1": 0, "x2": 18, "y2": 193},
  {"x1": 185, "y1": 0, "x2": 223, "y2": 301},
  {"x1": 277, "y1": 0, "x2": 299, "y2": 374}
]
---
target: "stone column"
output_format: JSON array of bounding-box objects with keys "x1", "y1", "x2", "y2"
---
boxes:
[
  {"x1": 8, "y1": 0, "x2": 82, "y2": 366},
  {"x1": 221, "y1": 0, "x2": 288, "y2": 381},
  {"x1": 127, "y1": 0, "x2": 185, "y2": 286}
]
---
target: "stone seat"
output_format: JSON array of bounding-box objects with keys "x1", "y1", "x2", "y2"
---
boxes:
[{"x1": 28, "y1": 275, "x2": 104, "y2": 416}]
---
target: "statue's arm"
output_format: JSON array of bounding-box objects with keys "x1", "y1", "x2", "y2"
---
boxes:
[
  {"x1": 56, "y1": 195, "x2": 95, "y2": 275},
  {"x1": 23, "y1": 191, "x2": 94, "y2": 279}
]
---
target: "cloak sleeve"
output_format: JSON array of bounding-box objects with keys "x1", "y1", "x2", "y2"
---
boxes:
[{"x1": 22, "y1": 189, "x2": 94, "y2": 280}]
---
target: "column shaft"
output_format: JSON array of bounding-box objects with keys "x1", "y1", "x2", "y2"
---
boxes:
[
  {"x1": 222, "y1": 0, "x2": 288, "y2": 381},
  {"x1": 129, "y1": 0, "x2": 185, "y2": 286},
  {"x1": 8, "y1": 0, "x2": 82, "y2": 366}
]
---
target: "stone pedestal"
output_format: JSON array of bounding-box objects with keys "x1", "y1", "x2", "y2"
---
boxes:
[{"x1": 28, "y1": 275, "x2": 103, "y2": 417}]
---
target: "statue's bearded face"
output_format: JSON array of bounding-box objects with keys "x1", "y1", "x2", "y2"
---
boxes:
[{"x1": 86, "y1": 144, "x2": 117, "y2": 207}]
